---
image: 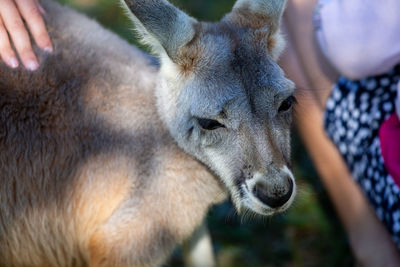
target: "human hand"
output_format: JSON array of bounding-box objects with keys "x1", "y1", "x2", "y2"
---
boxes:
[{"x1": 0, "y1": 0, "x2": 53, "y2": 71}]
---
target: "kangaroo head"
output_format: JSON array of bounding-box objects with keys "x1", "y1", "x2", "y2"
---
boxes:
[{"x1": 123, "y1": 0, "x2": 296, "y2": 216}]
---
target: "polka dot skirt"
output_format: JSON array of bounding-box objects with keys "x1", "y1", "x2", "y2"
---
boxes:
[{"x1": 324, "y1": 64, "x2": 400, "y2": 248}]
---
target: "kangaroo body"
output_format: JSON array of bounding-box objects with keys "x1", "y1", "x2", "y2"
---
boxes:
[{"x1": 0, "y1": 0, "x2": 295, "y2": 266}]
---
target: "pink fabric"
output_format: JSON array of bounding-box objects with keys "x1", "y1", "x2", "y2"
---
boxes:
[
  {"x1": 379, "y1": 113, "x2": 400, "y2": 187},
  {"x1": 397, "y1": 82, "x2": 400, "y2": 119}
]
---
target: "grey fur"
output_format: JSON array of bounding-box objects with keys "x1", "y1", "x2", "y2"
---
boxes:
[{"x1": 0, "y1": 0, "x2": 295, "y2": 265}]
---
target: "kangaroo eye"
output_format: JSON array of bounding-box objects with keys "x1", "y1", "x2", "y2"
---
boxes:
[
  {"x1": 197, "y1": 118, "x2": 225, "y2": 130},
  {"x1": 278, "y1": 96, "x2": 297, "y2": 112}
]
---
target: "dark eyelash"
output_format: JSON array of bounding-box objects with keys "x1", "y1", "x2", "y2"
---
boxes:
[
  {"x1": 196, "y1": 118, "x2": 225, "y2": 130},
  {"x1": 278, "y1": 96, "x2": 297, "y2": 112}
]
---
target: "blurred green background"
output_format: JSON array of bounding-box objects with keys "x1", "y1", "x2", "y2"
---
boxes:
[{"x1": 54, "y1": 0, "x2": 354, "y2": 266}]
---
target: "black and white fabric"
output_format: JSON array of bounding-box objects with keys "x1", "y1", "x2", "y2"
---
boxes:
[{"x1": 324, "y1": 64, "x2": 400, "y2": 248}]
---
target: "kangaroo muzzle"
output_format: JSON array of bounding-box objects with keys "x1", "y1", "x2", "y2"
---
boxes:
[
  {"x1": 252, "y1": 176, "x2": 293, "y2": 208},
  {"x1": 240, "y1": 165, "x2": 296, "y2": 215}
]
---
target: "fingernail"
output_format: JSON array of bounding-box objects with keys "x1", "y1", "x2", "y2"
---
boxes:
[
  {"x1": 44, "y1": 46, "x2": 53, "y2": 53},
  {"x1": 38, "y1": 4, "x2": 46, "y2": 15},
  {"x1": 8, "y1": 58, "x2": 19, "y2": 68},
  {"x1": 26, "y1": 60, "x2": 39, "y2": 71}
]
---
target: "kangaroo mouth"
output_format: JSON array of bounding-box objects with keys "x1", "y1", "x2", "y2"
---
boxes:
[{"x1": 232, "y1": 172, "x2": 296, "y2": 216}]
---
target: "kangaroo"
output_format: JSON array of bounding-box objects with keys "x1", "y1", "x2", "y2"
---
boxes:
[{"x1": 0, "y1": 0, "x2": 296, "y2": 266}]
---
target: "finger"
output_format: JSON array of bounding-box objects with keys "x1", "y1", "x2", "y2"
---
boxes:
[
  {"x1": 0, "y1": 16, "x2": 19, "y2": 68},
  {"x1": 35, "y1": 0, "x2": 46, "y2": 15},
  {"x1": 16, "y1": 0, "x2": 52, "y2": 52},
  {"x1": 0, "y1": 0, "x2": 39, "y2": 70}
]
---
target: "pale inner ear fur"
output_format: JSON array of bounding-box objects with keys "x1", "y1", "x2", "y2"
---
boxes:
[{"x1": 269, "y1": 29, "x2": 286, "y2": 60}]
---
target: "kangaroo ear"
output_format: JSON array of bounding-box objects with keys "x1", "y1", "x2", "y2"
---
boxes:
[
  {"x1": 122, "y1": 0, "x2": 197, "y2": 61},
  {"x1": 226, "y1": 0, "x2": 287, "y2": 32},
  {"x1": 224, "y1": 0, "x2": 288, "y2": 59}
]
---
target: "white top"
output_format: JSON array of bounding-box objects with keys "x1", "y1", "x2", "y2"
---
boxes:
[{"x1": 314, "y1": 0, "x2": 400, "y2": 80}]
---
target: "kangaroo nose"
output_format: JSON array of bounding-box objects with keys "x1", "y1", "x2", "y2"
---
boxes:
[{"x1": 252, "y1": 177, "x2": 293, "y2": 208}]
